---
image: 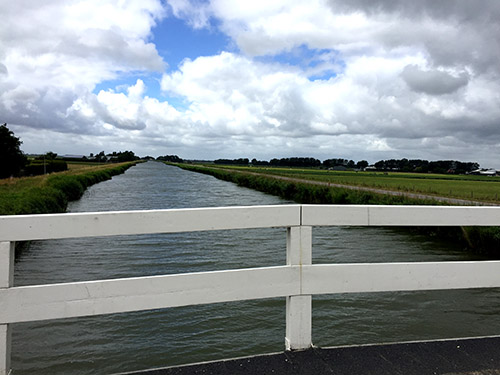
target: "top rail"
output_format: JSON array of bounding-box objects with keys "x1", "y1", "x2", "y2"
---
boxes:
[
  {"x1": 302, "y1": 205, "x2": 500, "y2": 226},
  {"x1": 2, "y1": 204, "x2": 500, "y2": 242},
  {"x1": 0, "y1": 205, "x2": 301, "y2": 242}
]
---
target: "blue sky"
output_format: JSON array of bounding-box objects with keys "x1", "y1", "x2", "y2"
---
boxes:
[
  {"x1": 94, "y1": 16, "x2": 231, "y2": 99},
  {"x1": 2, "y1": 1, "x2": 500, "y2": 167}
]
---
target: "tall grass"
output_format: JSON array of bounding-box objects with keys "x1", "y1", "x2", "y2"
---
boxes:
[{"x1": 0, "y1": 162, "x2": 138, "y2": 215}]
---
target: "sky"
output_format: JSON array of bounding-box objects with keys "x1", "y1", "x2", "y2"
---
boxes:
[{"x1": 1, "y1": 1, "x2": 500, "y2": 167}]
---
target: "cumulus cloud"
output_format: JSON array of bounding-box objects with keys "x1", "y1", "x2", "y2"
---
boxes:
[
  {"x1": 401, "y1": 65, "x2": 469, "y2": 95},
  {"x1": 153, "y1": 0, "x2": 500, "y2": 165},
  {"x1": 0, "y1": 0, "x2": 166, "y2": 133},
  {"x1": 3, "y1": 0, "x2": 500, "y2": 166}
]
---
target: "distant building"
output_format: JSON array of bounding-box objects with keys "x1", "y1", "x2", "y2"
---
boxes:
[{"x1": 469, "y1": 168, "x2": 498, "y2": 176}]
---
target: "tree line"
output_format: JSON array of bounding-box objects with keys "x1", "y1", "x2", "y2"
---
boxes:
[
  {"x1": 0, "y1": 122, "x2": 483, "y2": 179},
  {"x1": 373, "y1": 159, "x2": 479, "y2": 174},
  {"x1": 0, "y1": 123, "x2": 143, "y2": 178},
  {"x1": 83, "y1": 150, "x2": 139, "y2": 163},
  {"x1": 212, "y1": 157, "x2": 480, "y2": 174}
]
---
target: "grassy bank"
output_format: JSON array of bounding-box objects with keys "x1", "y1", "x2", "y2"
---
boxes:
[
  {"x1": 177, "y1": 164, "x2": 440, "y2": 205},
  {"x1": 213, "y1": 165, "x2": 500, "y2": 203},
  {"x1": 0, "y1": 162, "x2": 139, "y2": 215},
  {"x1": 175, "y1": 163, "x2": 500, "y2": 257}
]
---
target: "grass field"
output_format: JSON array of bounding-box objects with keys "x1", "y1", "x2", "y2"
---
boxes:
[
  {"x1": 212, "y1": 165, "x2": 500, "y2": 203},
  {"x1": 66, "y1": 161, "x2": 109, "y2": 170}
]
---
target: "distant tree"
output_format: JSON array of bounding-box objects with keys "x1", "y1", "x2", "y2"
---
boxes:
[
  {"x1": 372, "y1": 158, "x2": 478, "y2": 174},
  {"x1": 35, "y1": 151, "x2": 57, "y2": 160},
  {"x1": 115, "y1": 150, "x2": 138, "y2": 162},
  {"x1": 214, "y1": 158, "x2": 249, "y2": 165},
  {"x1": 251, "y1": 158, "x2": 269, "y2": 166},
  {"x1": 0, "y1": 123, "x2": 27, "y2": 178},
  {"x1": 356, "y1": 160, "x2": 369, "y2": 169},
  {"x1": 323, "y1": 158, "x2": 351, "y2": 168},
  {"x1": 269, "y1": 157, "x2": 321, "y2": 168},
  {"x1": 157, "y1": 155, "x2": 184, "y2": 163},
  {"x1": 92, "y1": 151, "x2": 106, "y2": 162}
]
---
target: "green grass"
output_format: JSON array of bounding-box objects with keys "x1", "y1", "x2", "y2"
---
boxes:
[
  {"x1": 177, "y1": 164, "x2": 442, "y2": 205},
  {"x1": 0, "y1": 162, "x2": 139, "y2": 215},
  {"x1": 211, "y1": 165, "x2": 500, "y2": 203}
]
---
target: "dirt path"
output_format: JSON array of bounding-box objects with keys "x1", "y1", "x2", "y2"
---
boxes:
[{"x1": 220, "y1": 168, "x2": 498, "y2": 206}]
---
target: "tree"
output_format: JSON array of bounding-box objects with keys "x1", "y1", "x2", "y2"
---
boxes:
[
  {"x1": 35, "y1": 151, "x2": 57, "y2": 161},
  {"x1": 0, "y1": 123, "x2": 27, "y2": 178},
  {"x1": 356, "y1": 160, "x2": 369, "y2": 169},
  {"x1": 157, "y1": 155, "x2": 184, "y2": 163}
]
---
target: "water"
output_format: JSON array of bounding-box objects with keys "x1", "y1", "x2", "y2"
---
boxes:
[{"x1": 11, "y1": 162, "x2": 500, "y2": 374}]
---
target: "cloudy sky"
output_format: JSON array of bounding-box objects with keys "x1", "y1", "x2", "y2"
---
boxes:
[{"x1": 1, "y1": 1, "x2": 500, "y2": 166}]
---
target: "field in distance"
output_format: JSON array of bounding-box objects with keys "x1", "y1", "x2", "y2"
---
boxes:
[{"x1": 209, "y1": 165, "x2": 500, "y2": 204}]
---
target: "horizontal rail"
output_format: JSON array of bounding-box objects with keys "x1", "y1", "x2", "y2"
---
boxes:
[
  {"x1": 2, "y1": 204, "x2": 500, "y2": 242},
  {"x1": 302, "y1": 261, "x2": 500, "y2": 294},
  {"x1": 302, "y1": 205, "x2": 500, "y2": 226},
  {"x1": 0, "y1": 205, "x2": 301, "y2": 241},
  {"x1": 2, "y1": 261, "x2": 499, "y2": 324},
  {"x1": 0, "y1": 266, "x2": 298, "y2": 324}
]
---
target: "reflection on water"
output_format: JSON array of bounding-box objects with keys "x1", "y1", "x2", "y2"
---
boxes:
[{"x1": 11, "y1": 162, "x2": 500, "y2": 374}]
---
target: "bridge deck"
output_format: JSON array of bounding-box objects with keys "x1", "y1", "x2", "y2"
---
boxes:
[{"x1": 117, "y1": 336, "x2": 500, "y2": 375}]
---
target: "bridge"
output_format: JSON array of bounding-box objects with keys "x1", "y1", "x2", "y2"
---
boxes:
[{"x1": 1, "y1": 204, "x2": 500, "y2": 374}]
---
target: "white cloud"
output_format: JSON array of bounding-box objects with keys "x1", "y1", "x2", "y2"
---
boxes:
[
  {"x1": 0, "y1": 0, "x2": 166, "y2": 133},
  {"x1": 3, "y1": 0, "x2": 500, "y2": 167}
]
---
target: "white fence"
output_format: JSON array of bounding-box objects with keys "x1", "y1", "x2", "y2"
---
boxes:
[{"x1": 1, "y1": 204, "x2": 500, "y2": 375}]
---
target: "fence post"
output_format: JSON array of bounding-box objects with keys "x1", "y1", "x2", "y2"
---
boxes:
[
  {"x1": 0, "y1": 241, "x2": 14, "y2": 375},
  {"x1": 285, "y1": 226, "x2": 312, "y2": 350}
]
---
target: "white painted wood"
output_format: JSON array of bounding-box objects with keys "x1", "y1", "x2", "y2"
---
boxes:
[
  {"x1": 2, "y1": 204, "x2": 500, "y2": 364},
  {"x1": 368, "y1": 206, "x2": 500, "y2": 226},
  {"x1": 286, "y1": 227, "x2": 312, "y2": 266},
  {"x1": 285, "y1": 295, "x2": 311, "y2": 351},
  {"x1": 0, "y1": 325, "x2": 10, "y2": 375},
  {"x1": 302, "y1": 205, "x2": 370, "y2": 226},
  {"x1": 4, "y1": 205, "x2": 500, "y2": 242},
  {"x1": 0, "y1": 205, "x2": 301, "y2": 242},
  {"x1": 302, "y1": 261, "x2": 500, "y2": 295},
  {"x1": 302, "y1": 205, "x2": 500, "y2": 226},
  {"x1": 0, "y1": 242, "x2": 13, "y2": 375},
  {"x1": 0, "y1": 266, "x2": 299, "y2": 324},
  {"x1": 0, "y1": 242, "x2": 14, "y2": 289},
  {"x1": 285, "y1": 226, "x2": 312, "y2": 350}
]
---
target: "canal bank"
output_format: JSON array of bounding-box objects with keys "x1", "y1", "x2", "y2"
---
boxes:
[
  {"x1": 175, "y1": 163, "x2": 500, "y2": 256},
  {"x1": 0, "y1": 161, "x2": 139, "y2": 215}
]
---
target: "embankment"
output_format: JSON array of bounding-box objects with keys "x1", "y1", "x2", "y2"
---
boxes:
[
  {"x1": 0, "y1": 162, "x2": 139, "y2": 215},
  {"x1": 176, "y1": 163, "x2": 500, "y2": 257},
  {"x1": 177, "y1": 164, "x2": 440, "y2": 205}
]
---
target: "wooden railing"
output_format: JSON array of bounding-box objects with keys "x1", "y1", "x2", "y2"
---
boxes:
[{"x1": 1, "y1": 205, "x2": 500, "y2": 374}]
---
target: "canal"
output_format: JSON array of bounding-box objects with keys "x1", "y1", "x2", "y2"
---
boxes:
[{"x1": 11, "y1": 162, "x2": 500, "y2": 374}]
